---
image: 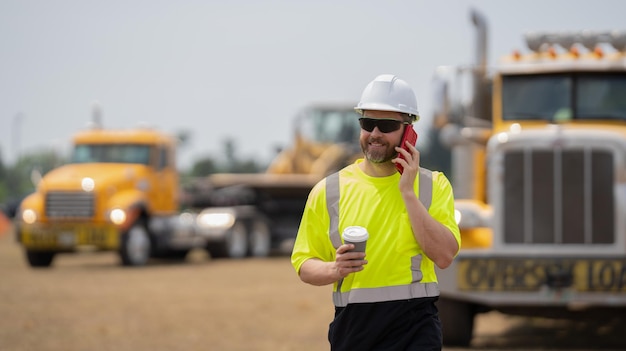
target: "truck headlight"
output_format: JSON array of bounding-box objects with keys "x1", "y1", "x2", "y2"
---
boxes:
[
  {"x1": 22, "y1": 209, "x2": 37, "y2": 224},
  {"x1": 109, "y1": 208, "x2": 127, "y2": 225},
  {"x1": 197, "y1": 210, "x2": 235, "y2": 229},
  {"x1": 81, "y1": 177, "x2": 95, "y2": 192}
]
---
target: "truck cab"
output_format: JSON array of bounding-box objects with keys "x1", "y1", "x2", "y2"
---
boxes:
[{"x1": 16, "y1": 126, "x2": 198, "y2": 267}]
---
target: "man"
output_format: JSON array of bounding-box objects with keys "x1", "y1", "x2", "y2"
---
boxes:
[{"x1": 291, "y1": 74, "x2": 461, "y2": 350}]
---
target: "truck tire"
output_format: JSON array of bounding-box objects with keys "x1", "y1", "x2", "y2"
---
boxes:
[
  {"x1": 119, "y1": 220, "x2": 151, "y2": 266},
  {"x1": 207, "y1": 221, "x2": 248, "y2": 259},
  {"x1": 25, "y1": 250, "x2": 55, "y2": 268},
  {"x1": 248, "y1": 220, "x2": 271, "y2": 257},
  {"x1": 438, "y1": 297, "x2": 475, "y2": 347}
]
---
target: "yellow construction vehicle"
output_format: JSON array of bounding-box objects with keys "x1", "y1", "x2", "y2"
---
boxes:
[
  {"x1": 434, "y1": 9, "x2": 626, "y2": 347},
  {"x1": 183, "y1": 103, "x2": 362, "y2": 258}
]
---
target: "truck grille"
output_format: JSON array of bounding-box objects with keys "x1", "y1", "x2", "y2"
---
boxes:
[
  {"x1": 503, "y1": 148, "x2": 614, "y2": 244},
  {"x1": 46, "y1": 192, "x2": 95, "y2": 219}
]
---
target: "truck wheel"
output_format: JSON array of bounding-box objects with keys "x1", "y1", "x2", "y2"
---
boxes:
[
  {"x1": 207, "y1": 221, "x2": 248, "y2": 259},
  {"x1": 25, "y1": 250, "x2": 55, "y2": 268},
  {"x1": 248, "y1": 220, "x2": 271, "y2": 257},
  {"x1": 119, "y1": 221, "x2": 151, "y2": 266},
  {"x1": 438, "y1": 297, "x2": 475, "y2": 347}
]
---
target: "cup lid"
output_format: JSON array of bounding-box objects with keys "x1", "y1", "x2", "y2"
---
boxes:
[{"x1": 342, "y1": 226, "x2": 369, "y2": 242}]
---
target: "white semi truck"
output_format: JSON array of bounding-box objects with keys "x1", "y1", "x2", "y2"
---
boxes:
[{"x1": 434, "y1": 9, "x2": 626, "y2": 346}]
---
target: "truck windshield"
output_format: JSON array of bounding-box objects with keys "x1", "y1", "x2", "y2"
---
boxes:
[
  {"x1": 71, "y1": 144, "x2": 151, "y2": 165},
  {"x1": 502, "y1": 73, "x2": 626, "y2": 122},
  {"x1": 299, "y1": 108, "x2": 362, "y2": 144}
]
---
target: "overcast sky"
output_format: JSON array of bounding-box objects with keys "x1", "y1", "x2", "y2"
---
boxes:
[{"x1": 2, "y1": 0, "x2": 625, "y2": 170}]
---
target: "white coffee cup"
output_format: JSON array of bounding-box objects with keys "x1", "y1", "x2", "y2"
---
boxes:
[{"x1": 342, "y1": 226, "x2": 368, "y2": 253}]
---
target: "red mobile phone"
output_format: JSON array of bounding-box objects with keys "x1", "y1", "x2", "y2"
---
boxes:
[{"x1": 395, "y1": 124, "x2": 418, "y2": 174}]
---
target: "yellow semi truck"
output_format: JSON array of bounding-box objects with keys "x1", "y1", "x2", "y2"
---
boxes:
[
  {"x1": 16, "y1": 126, "x2": 200, "y2": 267},
  {"x1": 434, "y1": 9, "x2": 626, "y2": 346}
]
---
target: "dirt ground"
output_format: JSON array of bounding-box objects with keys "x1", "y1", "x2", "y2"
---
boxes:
[{"x1": 1, "y1": 225, "x2": 626, "y2": 351}]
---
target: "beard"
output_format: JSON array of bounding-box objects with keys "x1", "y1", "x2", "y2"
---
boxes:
[{"x1": 360, "y1": 137, "x2": 397, "y2": 164}]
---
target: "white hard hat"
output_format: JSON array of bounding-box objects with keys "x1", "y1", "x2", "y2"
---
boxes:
[{"x1": 355, "y1": 74, "x2": 420, "y2": 122}]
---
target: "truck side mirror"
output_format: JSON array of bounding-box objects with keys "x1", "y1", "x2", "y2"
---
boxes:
[{"x1": 30, "y1": 168, "x2": 42, "y2": 187}]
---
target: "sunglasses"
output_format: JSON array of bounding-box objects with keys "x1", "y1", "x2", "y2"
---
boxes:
[{"x1": 358, "y1": 118, "x2": 408, "y2": 133}]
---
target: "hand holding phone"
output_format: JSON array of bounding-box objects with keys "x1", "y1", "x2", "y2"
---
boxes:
[{"x1": 395, "y1": 125, "x2": 418, "y2": 174}]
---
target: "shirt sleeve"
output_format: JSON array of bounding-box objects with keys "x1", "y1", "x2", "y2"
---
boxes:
[{"x1": 290, "y1": 179, "x2": 335, "y2": 274}]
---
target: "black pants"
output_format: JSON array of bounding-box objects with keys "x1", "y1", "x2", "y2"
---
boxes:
[{"x1": 328, "y1": 297, "x2": 442, "y2": 351}]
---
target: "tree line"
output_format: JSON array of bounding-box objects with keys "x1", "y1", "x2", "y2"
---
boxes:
[{"x1": 0, "y1": 131, "x2": 451, "y2": 219}]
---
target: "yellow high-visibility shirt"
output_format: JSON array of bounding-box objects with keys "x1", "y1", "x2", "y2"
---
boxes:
[{"x1": 292, "y1": 159, "x2": 460, "y2": 298}]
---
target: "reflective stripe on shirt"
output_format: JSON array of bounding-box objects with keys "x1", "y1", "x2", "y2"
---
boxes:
[
  {"x1": 333, "y1": 280, "x2": 440, "y2": 306},
  {"x1": 325, "y1": 168, "x2": 436, "y2": 307}
]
